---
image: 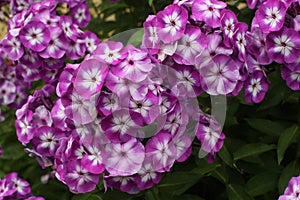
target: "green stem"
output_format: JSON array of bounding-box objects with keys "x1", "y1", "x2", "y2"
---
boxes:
[{"x1": 151, "y1": 3, "x2": 157, "y2": 14}]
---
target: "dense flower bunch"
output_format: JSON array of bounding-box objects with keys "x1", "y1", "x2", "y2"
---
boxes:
[
  {"x1": 0, "y1": 0, "x2": 97, "y2": 73},
  {"x1": 0, "y1": 1, "x2": 97, "y2": 116},
  {"x1": 142, "y1": 0, "x2": 300, "y2": 103},
  {"x1": 8, "y1": 0, "x2": 91, "y2": 28},
  {"x1": 11, "y1": 0, "x2": 300, "y2": 196},
  {"x1": 15, "y1": 39, "x2": 226, "y2": 193},
  {"x1": 250, "y1": 0, "x2": 300, "y2": 90},
  {"x1": 0, "y1": 172, "x2": 44, "y2": 200},
  {"x1": 279, "y1": 175, "x2": 300, "y2": 199}
]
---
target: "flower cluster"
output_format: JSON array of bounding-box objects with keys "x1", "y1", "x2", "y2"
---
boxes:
[
  {"x1": 8, "y1": 0, "x2": 91, "y2": 28},
  {"x1": 251, "y1": 0, "x2": 300, "y2": 90},
  {"x1": 0, "y1": 172, "x2": 44, "y2": 200},
  {"x1": 14, "y1": 0, "x2": 300, "y2": 196},
  {"x1": 279, "y1": 175, "x2": 300, "y2": 199},
  {"x1": 0, "y1": 1, "x2": 99, "y2": 87},
  {"x1": 142, "y1": 0, "x2": 300, "y2": 103},
  {"x1": 15, "y1": 38, "x2": 226, "y2": 193}
]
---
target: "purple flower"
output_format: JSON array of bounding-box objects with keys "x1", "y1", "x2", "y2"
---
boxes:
[
  {"x1": 83, "y1": 31, "x2": 100, "y2": 53},
  {"x1": 195, "y1": 33, "x2": 233, "y2": 63},
  {"x1": 105, "y1": 138, "x2": 145, "y2": 176},
  {"x1": 0, "y1": 179, "x2": 16, "y2": 199},
  {"x1": 145, "y1": 131, "x2": 177, "y2": 172},
  {"x1": 1, "y1": 35, "x2": 24, "y2": 60},
  {"x1": 51, "y1": 99, "x2": 68, "y2": 131},
  {"x1": 173, "y1": 132, "x2": 193, "y2": 162},
  {"x1": 32, "y1": 126, "x2": 65, "y2": 156},
  {"x1": 19, "y1": 21, "x2": 51, "y2": 52},
  {"x1": 66, "y1": 39, "x2": 86, "y2": 60},
  {"x1": 60, "y1": 15, "x2": 78, "y2": 41},
  {"x1": 168, "y1": 64, "x2": 202, "y2": 98},
  {"x1": 134, "y1": 158, "x2": 162, "y2": 190},
  {"x1": 96, "y1": 92, "x2": 121, "y2": 116},
  {"x1": 104, "y1": 175, "x2": 139, "y2": 194},
  {"x1": 192, "y1": 0, "x2": 227, "y2": 28},
  {"x1": 246, "y1": 27, "x2": 272, "y2": 65},
  {"x1": 156, "y1": 4, "x2": 188, "y2": 43},
  {"x1": 101, "y1": 109, "x2": 143, "y2": 142},
  {"x1": 62, "y1": 87, "x2": 98, "y2": 125},
  {"x1": 93, "y1": 41, "x2": 127, "y2": 65},
  {"x1": 112, "y1": 45, "x2": 152, "y2": 82},
  {"x1": 255, "y1": 0, "x2": 286, "y2": 33},
  {"x1": 233, "y1": 22, "x2": 248, "y2": 61},
  {"x1": 281, "y1": 59, "x2": 300, "y2": 90},
  {"x1": 158, "y1": 103, "x2": 189, "y2": 136},
  {"x1": 0, "y1": 80, "x2": 16, "y2": 105},
  {"x1": 64, "y1": 160, "x2": 100, "y2": 193},
  {"x1": 244, "y1": 70, "x2": 269, "y2": 103},
  {"x1": 142, "y1": 15, "x2": 160, "y2": 50},
  {"x1": 195, "y1": 114, "x2": 225, "y2": 162},
  {"x1": 15, "y1": 113, "x2": 33, "y2": 145},
  {"x1": 5, "y1": 172, "x2": 31, "y2": 198},
  {"x1": 128, "y1": 92, "x2": 159, "y2": 125},
  {"x1": 70, "y1": 3, "x2": 91, "y2": 28},
  {"x1": 279, "y1": 175, "x2": 300, "y2": 200},
  {"x1": 197, "y1": 54, "x2": 240, "y2": 95},
  {"x1": 220, "y1": 9, "x2": 238, "y2": 47},
  {"x1": 266, "y1": 28, "x2": 300, "y2": 64},
  {"x1": 81, "y1": 145, "x2": 106, "y2": 174},
  {"x1": 73, "y1": 59, "x2": 108, "y2": 99},
  {"x1": 39, "y1": 27, "x2": 67, "y2": 59},
  {"x1": 173, "y1": 25, "x2": 203, "y2": 65}
]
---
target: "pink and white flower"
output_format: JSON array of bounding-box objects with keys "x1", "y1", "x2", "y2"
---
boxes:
[
  {"x1": 105, "y1": 138, "x2": 145, "y2": 176},
  {"x1": 156, "y1": 4, "x2": 188, "y2": 43},
  {"x1": 192, "y1": 0, "x2": 227, "y2": 28},
  {"x1": 74, "y1": 59, "x2": 108, "y2": 99},
  {"x1": 19, "y1": 21, "x2": 50, "y2": 52}
]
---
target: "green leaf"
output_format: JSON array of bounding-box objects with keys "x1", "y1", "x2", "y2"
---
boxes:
[
  {"x1": 278, "y1": 161, "x2": 300, "y2": 193},
  {"x1": 246, "y1": 118, "x2": 285, "y2": 137},
  {"x1": 227, "y1": 184, "x2": 253, "y2": 200},
  {"x1": 157, "y1": 171, "x2": 203, "y2": 195},
  {"x1": 148, "y1": 0, "x2": 153, "y2": 6},
  {"x1": 73, "y1": 194, "x2": 103, "y2": 200},
  {"x1": 218, "y1": 145, "x2": 234, "y2": 167},
  {"x1": 277, "y1": 125, "x2": 299, "y2": 164},
  {"x1": 245, "y1": 172, "x2": 278, "y2": 197},
  {"x1": 126, "y1": 28, "x2": 144, "y2": 47},
  {"x1": 233, "y1": 143, "x2": 276, "y2": 161}
]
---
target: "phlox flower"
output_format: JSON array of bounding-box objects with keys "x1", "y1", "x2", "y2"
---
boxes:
[
  {"x1": 19, "y1": 21, "x2": 50, "y2": 52},
  {"x1": 156, "y1": 4, "x2": 188, "y2": 43},
  {"x1": 105, "y1": 138, "x2": 145, "y2": 176},
  {"x1": 255, "y1": 0, "x2": 286, "y2": 33},
  {"x1": 266, "y1": 28, "x2": 300, "y2": 64},
  {"x1": 73, "y1": 59, "x2": 108, "y2": 99},
  {"x1": 279, "y1": 175, "x2": 300, "y2": 200},
  {"x1": 145, "y1": 131, "x2": 177, "y2": 172},
  {"x1": 112, "y1": 45, "x2": 152, "y2": 82},
  {"x1": 192, "y1": 0, "x2": 227, "y2": 28},
  {"x1": 197, "y1": 54, "x2": 240, "y2": 95},
  {"x1": 244, "y1": 70, "x2": 269, "y2": 103}
]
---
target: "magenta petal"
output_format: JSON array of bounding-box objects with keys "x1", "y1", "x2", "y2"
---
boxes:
[{"x1": 74, "y1": 59, "x2": 108, "y2": 99}]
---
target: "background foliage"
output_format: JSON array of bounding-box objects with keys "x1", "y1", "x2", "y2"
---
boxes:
[{"x1": 1, "y1": 0, "x2": 300, "y2": 199}]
